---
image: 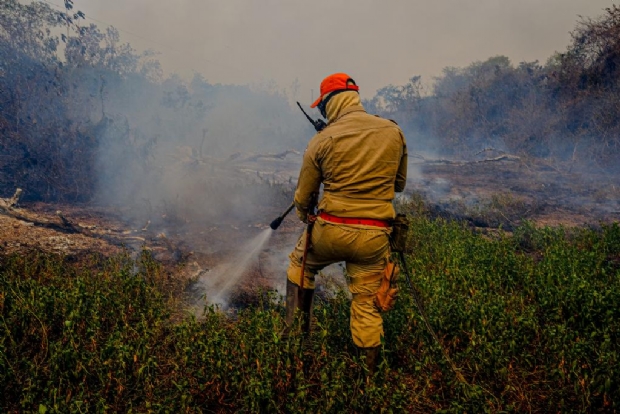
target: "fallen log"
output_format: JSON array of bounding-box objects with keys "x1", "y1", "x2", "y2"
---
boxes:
[
  {"x1": 474, "y1": 147, "x2": 506, "y2": 156},
  {"x1": 410, "y1": 153, "x2": 520, "y2": 166},
  {"x1": 0, "y1": 190, "x2": 81, "y2": 234},
  {"x1": 8, "y1": 188, "x2": 22, "y2": 207},
  {"x1": 0, "y1": 189, "x2": 152, "y2": 247},
  {"x1": 241, "y1": 149, "x2": 300, "y2": 162}
]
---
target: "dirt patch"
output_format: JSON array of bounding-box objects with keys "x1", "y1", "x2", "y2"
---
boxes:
[{"x1": 0, "y1": 206, "x2": 124, "y2": 257}]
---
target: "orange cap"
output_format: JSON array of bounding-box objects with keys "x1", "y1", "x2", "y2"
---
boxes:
[{"x1": 310, "y1": 73, "x2": 359, "y2": 108}]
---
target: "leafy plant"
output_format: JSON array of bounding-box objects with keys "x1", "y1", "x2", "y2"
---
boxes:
[{"x1": 2, "y1": 214, "x2": 619, "y2": 412}]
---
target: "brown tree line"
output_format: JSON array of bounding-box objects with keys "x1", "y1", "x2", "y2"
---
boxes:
[
  {"x1": 2, "y1": 3, "x2": 618, "y2": 203},
  {"x1": 0, "y1": 0, "x2": 162, "y2": 201},
  {"x1": 365, "y1": 7, "x2": 620, "y2": 171},
  {"x1": 0, "y1": 0, "x2": 307, "y2": 203}
]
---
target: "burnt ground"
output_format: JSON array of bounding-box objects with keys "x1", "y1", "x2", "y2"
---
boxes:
[
  {"x1": 1, "y1": 155, "x2": 619, "y2": 310},
  {"x1": 410, "y1": 157, "x2": 620, "y2": 228}
]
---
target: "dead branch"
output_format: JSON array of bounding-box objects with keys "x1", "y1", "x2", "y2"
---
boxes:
[
  {"x1": 0, "y1": 190, "x2": 157, "y2": 247},
  {"x1": 0, "y1": 208, "x2": 78, "y2": 233},
  {"x1": 56, "y1": 210, "x2": 79, "y2": 231},
  {"x1": 470, "y1": 154, "x2": 521, "y2": 164},
  {"x1": 0, "y1": 190, "x2": 72, "y2": 233},
  {"x1": 0, "y1": 198, "x2": 99, "y2": 237},
  {"x1": 409, "y1": 154, "x2": 520, "y2": 166},
  {"x1": 123, "y1": 236, "x2": 146, "y2": 242},
  {"x1": 8, "y1": 188, "x2": 22, "y2": 207},
  {"x1": 409, "y1": 153, "x2": 427, "y2": 160},
  {"x1": 157, "y1": 232, "x2": 174, "y2": 250},
  {"x1": 475, "y1": 147, "x2": 506, "y2": 156},
  {"x1": 242, "y1": 149, "x2": 300, "y2": 162}
]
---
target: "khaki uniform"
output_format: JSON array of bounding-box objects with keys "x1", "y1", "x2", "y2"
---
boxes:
[{"x1": 287, "y1": 92, "x2": 407, "y2": 348}]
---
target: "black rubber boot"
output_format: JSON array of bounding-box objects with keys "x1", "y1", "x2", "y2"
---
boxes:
[
  {"x1": 300, "y1": 287, "x2": 315, "y2": 336},
  {"x1": 360, "y1": 346, "x2": 380, "y2": 379},
  {"x1": 281, "y1": 279, "x2": 300, "y2": 340},
  {"x1": 281, "y1": 280, "x2": 316, "y2": 340}
]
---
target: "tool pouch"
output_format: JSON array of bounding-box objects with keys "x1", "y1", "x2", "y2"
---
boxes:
[
  {"x1": 389, "y1": 214, "x2": 409, "y2": 253},
  {"x1": 374, "y1": 261, "x2": 399, "y2": 312}
]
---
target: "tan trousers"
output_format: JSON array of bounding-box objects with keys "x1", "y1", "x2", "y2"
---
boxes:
[{"x1": 287, "y1": 217, "x2": 390, "y2": 348}]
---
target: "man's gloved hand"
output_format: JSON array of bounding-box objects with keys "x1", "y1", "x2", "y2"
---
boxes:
[{"x1": 296, "y1": 207, "x2": 308, "y2": 224}]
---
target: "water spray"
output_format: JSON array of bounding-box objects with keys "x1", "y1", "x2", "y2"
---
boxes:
[
  {"x1": 194, "y1": 203, "x2": 295, "y2": 309},
  {"x1": 270, "y1": 202, "x2": 295, "y2": 230}
]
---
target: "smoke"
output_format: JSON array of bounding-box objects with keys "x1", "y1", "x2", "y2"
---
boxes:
[
  {"x1": 89, "y1": 73, "x2": 310, "y2": 230},
  {"x1": 196, "y1": 228, "x2": 273, "y2": 307},
  {"x1": 77, "y1": 70, "x2": 314, "y2": 308},
  {"x1": 73, "y1": 0, "x2": 612, "y2": 100}
]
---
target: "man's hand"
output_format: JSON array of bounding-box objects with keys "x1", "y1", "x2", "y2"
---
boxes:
[{"x1": 296, "y1": 207, "x2": 308, "y2": 223}]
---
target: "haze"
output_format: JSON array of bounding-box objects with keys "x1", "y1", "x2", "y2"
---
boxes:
[{"x1": 45, "y1": 0, "x2": 616, "y2": 100}]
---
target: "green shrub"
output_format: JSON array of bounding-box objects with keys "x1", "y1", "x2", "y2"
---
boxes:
[{"x1": 1, "y1": 219, "x2": 619, "y2": 412}]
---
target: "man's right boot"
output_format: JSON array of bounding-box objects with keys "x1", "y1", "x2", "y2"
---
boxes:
[
  {"x1": 281, "y1": 279, "x2": 300, "y2": 340},
  {"x1": 281, "y1": 280, "x2": 316, "y2": 389},
  {"x1": 280, "y1": 280, "x2": 315, "y2": 340}
]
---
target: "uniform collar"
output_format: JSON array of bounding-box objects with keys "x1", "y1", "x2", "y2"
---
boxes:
[{"x1": 330, "y1": 105, "x2": 366, "y2": 124}]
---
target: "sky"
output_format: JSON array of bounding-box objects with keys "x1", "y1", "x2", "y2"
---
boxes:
[{"x1": 49, "y1": 0, "x2": 617, "y2": 101}]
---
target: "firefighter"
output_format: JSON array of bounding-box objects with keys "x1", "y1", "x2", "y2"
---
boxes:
[{"x1": 284, "y1": 73, "x2": 408, "y2": 374}]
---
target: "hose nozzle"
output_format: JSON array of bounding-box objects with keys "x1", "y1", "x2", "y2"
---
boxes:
[
  {"x1": 270, "y1": 202, "x2": 295, "y2": 230},
  {"x1": 270, "y1": 216, "x2": 284, "y2": 230}
]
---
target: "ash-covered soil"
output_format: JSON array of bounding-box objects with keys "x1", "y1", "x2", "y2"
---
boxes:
[{"x1": 409, "y1": 158, "x2": 620, "y2": 228}]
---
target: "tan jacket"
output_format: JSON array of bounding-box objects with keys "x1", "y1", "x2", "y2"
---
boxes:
[{"x1": 294, "y1": 102, "x2": 407, "y2": 221}]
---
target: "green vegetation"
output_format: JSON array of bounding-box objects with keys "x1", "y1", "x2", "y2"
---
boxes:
[{"x1": 2, "y1": 213, "x2": 619, "y2": 412}]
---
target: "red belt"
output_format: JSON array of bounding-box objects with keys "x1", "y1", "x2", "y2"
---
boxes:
[{"x1": 318, "y1": 211, "x2": 390, "y2": 228}]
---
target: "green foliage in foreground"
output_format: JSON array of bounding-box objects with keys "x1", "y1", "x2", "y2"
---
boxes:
[{"x1": 1, "y1": 219, "x2": 620, "y2": 413}]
